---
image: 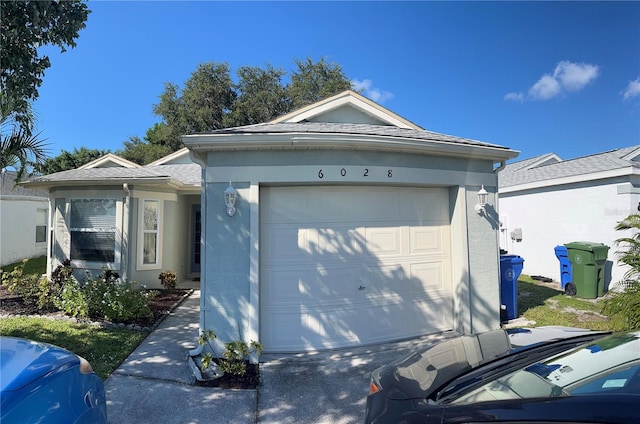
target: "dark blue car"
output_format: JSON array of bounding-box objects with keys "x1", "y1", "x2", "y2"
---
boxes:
[
  {"x1": 1, "y1": 337, "x2": 108, "y2": 423},
  {"x1": 365, "y1": 327, "x2": 640, "y2": 424}
]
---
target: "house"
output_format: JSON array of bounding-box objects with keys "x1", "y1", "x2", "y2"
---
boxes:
[
  {"x1": 183, "y1": 90, "x2": 518, "y2": 354},
  {"x1": 498, "y1": 145, "x2": 640, "y2": 292},
  {"x1": 23, "y1": 150, "x2": 201, "y2": 286},
  {"x1": 24, "y1": 90, "x2": 519, "y2": 354},
  {"x1": 1, "y1": 170, "x2": 49, "y2": 266}
]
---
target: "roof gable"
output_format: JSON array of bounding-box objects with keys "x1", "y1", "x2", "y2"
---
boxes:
[
  {"x1": 270, "y1": 90, "x2": 422, "y2": 130},
  {"x1": 78, "y1": 153, "x2": 141, "y2": 169},
  {"x1": 147, "y1": 147, "x2": 194, "y2": 166},
  {"x1": 621, "y1": 146, "x2": 640, "y2": 163}
]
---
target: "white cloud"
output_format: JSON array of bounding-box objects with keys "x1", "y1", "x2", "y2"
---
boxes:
[
  {"x1": 529, "y1": 74, "x2": 562, "y2": 100},
  {"x1": 505, "y1": 60, "x2": 600, "y2": 102},
  {"x1": 622, "y1": 78, "x2": 640, "y2": 100},
  {"x1": 504, "y1": 92, "x2": 525, "y2": 102},
  {"x1": 352, "y1": 79, "x2": 394, "y2": 103},
  {"x1": 553, "y1": 61, "x2": 599, "y2": 92}
]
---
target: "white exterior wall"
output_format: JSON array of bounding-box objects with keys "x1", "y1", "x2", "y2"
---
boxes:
[
  {"x1": 498, "y1": 180, "x2": 636, "y2": 290},
  {"x1": 0, "y1": 197, "x2": 48, "y2": 266}
]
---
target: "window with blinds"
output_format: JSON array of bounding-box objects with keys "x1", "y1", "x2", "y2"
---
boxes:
[{"x1": 69, "y1": 199, "x2": 116, "y2": 262}]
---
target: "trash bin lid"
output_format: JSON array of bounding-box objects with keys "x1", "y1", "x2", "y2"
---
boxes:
[{"x1": 564, "y1": 241, "x2": 608, "y2": 252}]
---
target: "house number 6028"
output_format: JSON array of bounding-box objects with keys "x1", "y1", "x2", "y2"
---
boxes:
[{"x1": 317, "y1": 168, "x2": 393, "y2": 179}]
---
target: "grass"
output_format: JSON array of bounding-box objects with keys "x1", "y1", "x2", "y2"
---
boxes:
[
  {"x1": 0, "y1": 318, "x2": 148, "y2": 380},
  {"x1": 516, "y1": 274, "x2": 613, "y2": 331},
  {"x1": 1, "y1": 256, "x2": 47, "y2": 275}
]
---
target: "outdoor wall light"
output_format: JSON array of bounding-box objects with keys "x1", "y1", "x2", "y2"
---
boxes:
[
  {"x1": 224, "y1": 182, "x2": 237, "y2": 217},
  {"x1": 475, "y1": 185, "x2": 489, "y2": 214}
]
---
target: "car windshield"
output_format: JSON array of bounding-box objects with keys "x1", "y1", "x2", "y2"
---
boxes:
[{"x1": 448, "y1": 331, "x2": 640, "y2": 404}]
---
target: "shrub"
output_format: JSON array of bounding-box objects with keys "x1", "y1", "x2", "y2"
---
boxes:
[
  {"x1": 53, "y1": 277, "x2": 89, "y2": 318},
  {"x1": 1, "y1": 259, "x2": 54, "y2": 309},
  {"x1": 158, "y1": 270, "x2": 177, "y2": 290},
  {"x1": 218, "y1": 340, "x2": 263, "y2": 376},
  {"x1": 49, "y1": 268, "x2": 153, "y2": 324},
  {"x1": 84, "y1": 270, "x2": 154, "y2": 324},
  {"x1": 601, "y1": 282, "x2": 640, "y2": 330},
  {"x1": 197, "y1": 330, "x2": 263, "y2": 376}
]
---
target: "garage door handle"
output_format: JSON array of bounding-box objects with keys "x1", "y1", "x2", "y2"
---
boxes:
[{"x1": 358, "y1": 285, "x2": 366, "y2": 290}]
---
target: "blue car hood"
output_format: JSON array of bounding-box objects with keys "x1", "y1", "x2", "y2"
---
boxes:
[{"x1": 0, "y1": 337, "x2": 79, "y2": 392}]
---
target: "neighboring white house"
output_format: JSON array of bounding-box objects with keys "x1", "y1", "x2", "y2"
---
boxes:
[
  {"x1": 25, "y1": 90, "x2": 519, "y2": 355},
  {"x1": 498, "y1": 145, "x2": 640, "y2": 292},
  {"x1": 0, "y1": 170, "x2": 49, "y2": 266},
  {"x1": 183, "y1": 90, "x2": 518, "y2": 354}
]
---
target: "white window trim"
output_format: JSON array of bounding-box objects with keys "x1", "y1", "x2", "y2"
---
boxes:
[
  {"x1": 66, "y1": 197, "x2": 122, "y2": 270},
  {"x1": 137, "y1": 198, "x2": 163, "y2": 271},
  {"x1": 35, "y1": 208, "x2": 48, "y2": 244}
]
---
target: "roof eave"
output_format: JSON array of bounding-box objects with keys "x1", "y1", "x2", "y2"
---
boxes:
[
  {"x1": 21, "y1": 177, "x2": 191, "y2": 190},
  {"x1": 183, "y1": 133, "x2": 519, "y2": 162},
  {"x1": 499, "y1": 166, "x2": 640, "y2": 194}
]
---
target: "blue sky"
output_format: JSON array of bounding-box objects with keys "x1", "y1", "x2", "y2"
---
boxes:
[{"x1": 34, "y1": 1, "x2": 639, "y2": 163}]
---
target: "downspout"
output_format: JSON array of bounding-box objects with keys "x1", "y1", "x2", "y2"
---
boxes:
[
  {"x1": 122, "y1": 183, "x2": 131, "y2": 283},
  {"x1": 494, "y1": 160, "x2": 506, "y2": 174}
]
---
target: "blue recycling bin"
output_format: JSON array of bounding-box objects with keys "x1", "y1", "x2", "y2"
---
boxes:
[
  {"x1": 500, "y1": 255, "x2": 524, "y2": 321},
  {"x1": 554, "y1": 245, "x2": 573, "y2": 294}
]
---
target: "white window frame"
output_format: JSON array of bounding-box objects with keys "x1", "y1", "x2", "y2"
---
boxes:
[
  {"x1": 67, "y1": 198, "x2": 121, "y2": 269},
  {"x1": 137, "y1": 199, "x2": 162, "y2": 270},
  {"x1": 35, "y1": 208, "x2": 47, "y2": 243}
]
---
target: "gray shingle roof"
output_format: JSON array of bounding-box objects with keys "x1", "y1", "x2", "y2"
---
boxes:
[
  {"x1": 25, "y1": 163, "x2": 201, "y2": 188},
  {"x1": 200, "y1": 122, "x2": 510, "y2": 150},
  {"x1": 499, "y1": 145, "x2": 640, "y2": 188},
  {"x1": 1, "y1": 171, "x2": 48, "y2": 197}
]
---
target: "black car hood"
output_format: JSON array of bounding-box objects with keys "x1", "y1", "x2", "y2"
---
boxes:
[{"x1": 376, "y1": 330, "x2": 512, "y2": 400}]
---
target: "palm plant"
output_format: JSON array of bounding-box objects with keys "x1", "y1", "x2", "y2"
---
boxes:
[
  {"x1": 0, "y1": 94, "x2": 49, "y2": 183},
  {"x1": 614, "y1": 214, "x2": 640, "y2": 283}
]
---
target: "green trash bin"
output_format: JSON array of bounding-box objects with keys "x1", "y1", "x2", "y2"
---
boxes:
[{"x1": 564, "y1": 242, "x2": 609, "y2": 299}]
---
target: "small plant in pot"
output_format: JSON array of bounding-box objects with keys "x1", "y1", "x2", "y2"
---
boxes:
[{"x1": 158, "y1": 270, "x2": 177, "y2": 290}]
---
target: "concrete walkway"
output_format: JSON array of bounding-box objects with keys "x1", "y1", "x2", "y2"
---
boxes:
[{"x1": 104, "y1": 289, "x2": 451, "y2": 424}]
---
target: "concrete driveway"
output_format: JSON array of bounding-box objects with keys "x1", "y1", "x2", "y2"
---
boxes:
[{"x1": 105, "y1": 290, "x2": 452, "y2": 423}]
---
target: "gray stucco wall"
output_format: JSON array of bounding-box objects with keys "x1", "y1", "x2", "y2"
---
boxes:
[{"x1": 198, "y1": 148, "x2": 502, "y2": 351}]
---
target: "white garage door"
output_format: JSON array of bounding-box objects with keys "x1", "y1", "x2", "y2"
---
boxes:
[{"x1": 260, "y1": 186, "x2": 453, "y2": 352}]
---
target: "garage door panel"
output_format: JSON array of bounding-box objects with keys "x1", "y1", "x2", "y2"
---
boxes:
[
  {"x1": 262, "y1": 225, "x2": 310, "y2": 262},
  {"x1": 410, "y1": 261, "x2": 452, "y2": 293},
  {"x1": 260, "y1": 186, "x2": 453, "y2": 352},
  {"x1": 411, "y1": 226, "x2": 448, "y2": 254},
  {"x1": 361, "y1": 227, "x2": 402, "y2": 256},
  {"x1": 261, "y1": 267, "x2": 309, "y2": 304}
]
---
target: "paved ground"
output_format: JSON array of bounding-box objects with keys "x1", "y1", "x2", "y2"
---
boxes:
[{"x1": 104, "y1": 289, "x2": 452, "y2": 424}]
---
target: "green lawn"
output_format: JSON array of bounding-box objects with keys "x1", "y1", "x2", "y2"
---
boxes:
[
  {"x1": 1, "y1": 256, "x2": 47, "y2": 275},
  {"x1": 517, "y1": 275, "x2": 613, "y2": 331},
  {"x1": 0, "y1": 317, "x2": 148, "y2": 379}
]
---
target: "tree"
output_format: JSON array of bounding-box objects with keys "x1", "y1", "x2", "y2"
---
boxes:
[
  {"x1": 152, "y1": 62, "x2": 235, "y2": 151},
  {"x1": 1, "y1": 1, "x2": 90, "y2": 128},
  {"x1": 223, "y1": 64, "x2": 289, "y2": 127},
  {"x1": 37, "y1": 146, "x2": 108, "y2": 175},
  {"x1": 286, "y1": 57, "x2": 353, "y2": 110},
  {"x1": 0, "y1": 95, "x2": 49, "y2": 183},
  {"x1": 116, "y1": 57, "x2": 355, "y2": 163},
  {"x1": 116, "y1": 135, "x2": 171, "y2": 166}
]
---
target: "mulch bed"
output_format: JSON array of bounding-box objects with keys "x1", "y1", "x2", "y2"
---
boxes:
[
  {"x1": 195, "y1": 362, "x2": 260, "y2": 390},
  {"x1": 0, "y1": 285, "x2": 191, "y2": 329}
]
